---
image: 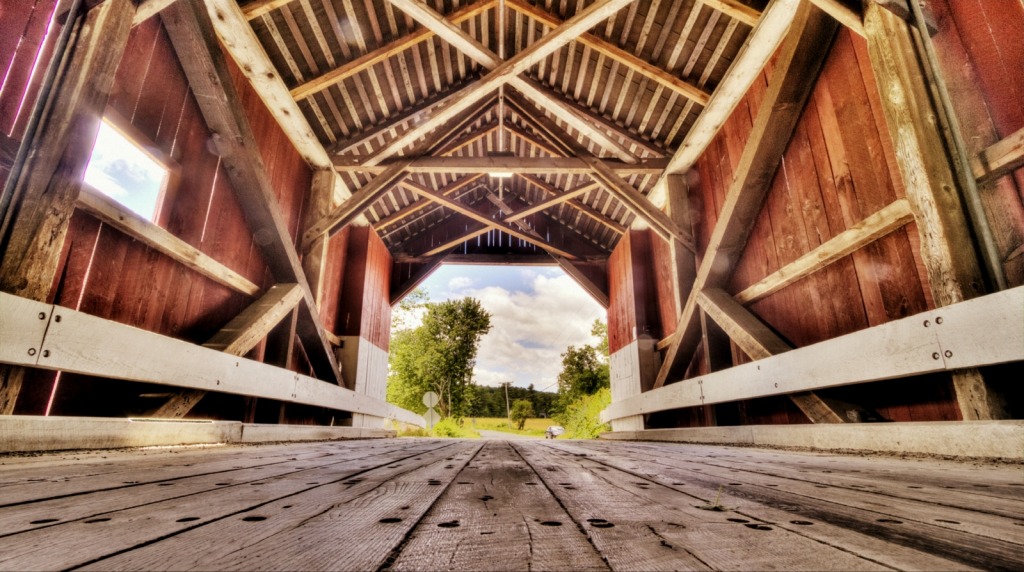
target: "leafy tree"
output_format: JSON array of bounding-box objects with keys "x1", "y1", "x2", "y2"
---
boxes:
[
  {"x1": 590, "y1": 318, "x2": 609, "y2": 358},
  {"x1": 556, "y1": 344, "x2": 610, "y2": 411},
  {"x1": 387, "y1": 297, "x2": 492, "y2": 417},
  {"x1": 557, "y1": 388, "x2": 611, "y2": 439},
  {"x1": 509, "y1": 399, "x2": 535, "y2": 430}
]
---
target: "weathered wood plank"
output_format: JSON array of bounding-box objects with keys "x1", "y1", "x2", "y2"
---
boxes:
[
  {"x1": 971, "y1": 126, "x2": 1024, "y2": 185},
  {"x1": 863, "y1": 0, "x2": 1001, "y2": 420},
  {"x1": 0, "y1": 0, "x2": 135, "y2": 414},
  {"x1": 734, "y1": 200, "x2": 915, "y2": 305},
  {"x1": 516, "y1": 442, "x2": 891, "y2": 571},
  {"x1": 333, "y1": 157, "x2": 669, "y2": 175},
  {"x1": 605, "y1": 286, "x2": 1024, "y2": 422},
  {"x1": 390, "y1": 441, "x2": 609, "y2": 571},
  {"x1": 0, "y1": 441, "x2": 454, "y2": 570},
  {"x1": 76, "y1": 189, "x2": 261, "y2": 297},
  {"x1": 558, "y1": 441, "x2": 1021, "y2": 570},
  {"x1": 162, "y1": 0, "x2": 341, "y2": 383},
  {"x1": 0, "y1": 291, "x2": 424, "y2": 426},
  {"x1": 647, "y1": 0, "x2": 802, "y2": 208},
  {"x1": 654, "y1": 3, "x2": 838, "y2": 388}
]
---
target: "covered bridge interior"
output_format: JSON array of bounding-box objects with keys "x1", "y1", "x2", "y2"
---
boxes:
[{"x1": 0, "y1": 0, "x2": 1022, "y2": 569}]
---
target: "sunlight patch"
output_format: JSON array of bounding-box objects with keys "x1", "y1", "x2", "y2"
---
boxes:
[{"x1": 84, "y1": 119, "x2": 168, "y2": 221}]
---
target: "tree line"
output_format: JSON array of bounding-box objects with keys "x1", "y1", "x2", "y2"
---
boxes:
[{"x1": 386, "y1": 288, "x2": 610, "y2": 437}]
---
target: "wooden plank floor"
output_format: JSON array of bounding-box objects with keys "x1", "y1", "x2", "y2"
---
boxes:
[{"x1": 1, "y1": 439, "x2": 1021, "y2": 571}]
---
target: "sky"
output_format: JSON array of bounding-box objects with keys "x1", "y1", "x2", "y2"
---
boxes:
[
  {"x1": 84, "y1": 119, "x2": 167, "y2": 220},
  {"x1": 409, "y1": 264, "x2": 607, "y2": 392}
]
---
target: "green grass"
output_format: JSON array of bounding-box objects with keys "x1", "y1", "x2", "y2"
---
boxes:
[
  {"x1": 467, "y1": 417, "x2": 555, "y2": 438},
  {"x1": 396, "y1": 417, "x2": 480, "y2": 438}
]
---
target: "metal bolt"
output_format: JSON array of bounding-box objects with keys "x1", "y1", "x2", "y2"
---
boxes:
[
  {"x1": 38, "y1": 312, "x2": 46, "y2": 320},
  {"x1": 42, "y1": 350, "x2": 50, "y2": 358},
  {"x1": 932, "y1": 352, "x2": 940, "y2": 360},
  {"x1": 944, "y1": 350, "x2": 953, "y2": 358},
  {"x1": 935, "y1": 316, "x2": 943, "y2": 325},
  {"x1": 54, "y1": 315, "x2": 61, "y2": 323},
  {"x1": 27, "y1": 348, "x2": 36, "y2": 356},
  {"x1": 774, "y1": 382, "x2": 779, "y2": 388},
  {"x1": 923, "y1": 320, "x2": 930, "y2": 327}
]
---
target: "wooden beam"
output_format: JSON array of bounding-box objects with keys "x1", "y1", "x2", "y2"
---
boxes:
[
  {"x1": 697, "y1": 288, "x2": 792, "y2": 359},
  {"x1": 503, "y1": 122, "x2": 565, "y2": 157},
  {"x1": 162, "y1": 0, "x2": 340, "y2": 383},
  {"x1": 334, "y1": 156, "x2": 669, "y2": 175},
  {"x1": 301, "y1": 170, "x2": 334, "y2": 309},
  {"x1": 864, "y1": 0, "x2": 1001, "y2": 421},
  {"x1": 735, "y1": 200, "x2": 915, "y2": 305},
  {"x1": 375, "y1": 0, "x2": 634, "y2": 162},
  {"x1": 329, "y1": 77, "x2": 480, "y2": 156},
  {"x1": 506, "y1": 0, "x2": 711, "y2": 106},
  {"x1": 552, "y1": 255, "x2": 610, "y2": 308},
  {"x1": 76, "y1": 189, "x2": 261, "y2": 297},
  {"x1": 647, "y1": 0, "x2": 802, "y2": 208},
  {"x1": 241, "y1": 0, "x2": 295, "y2": 20},
  {"x1": 420, "y1": 224, "x2": 493, "y2": 257},
  {"x1": 503, "y1": 182, "x2": 600, "y2": 222},
  {"x1": 0, "y1": 291, "x2": 424, "y2": 426},
  {"x1": 518, "y1": 175, "x2": 627, "y2": 235},
  {"x1": 665, "y1": 174, "x2": 698, "y2": 318},
  {"x1": 290, "y1": 0, "x2": 497, "y2": 101},
  {"x1": 133, "y1": 0, "x2": 180, "y2": 26},
  {"x1": 390, "y1": 253, "x2": 449, "y2": 304},
  {"x1": 808, "y1": 0, "x2": 865, "y2": 37},
  {"x1": 603, "y1": 286, "x2": 1024, "y2": 423},
  {"x1": 375, "y1": 175, "x2": 485, "y2": 232},
  {"x1": 508, "y1": 82, "x2": 667, "y2": 158},
  {"x1": 0, "y1": 0, "x2": 134, "y2": 414},
  {"x1": 399, "y1": 181, "x2": 579, "y2": 259},
  {"x1": 971, "y1": 126, "x2": 1024, "y2": 185},
  {"x1": 389, "y1": 0, "x2": 639, "y2": 164},
  {"x1": 510, "y1": 96, "x2": 694, "y2": 249},
  {"x1": 203, "y1": 0, "x2": 351, "y2": 204},
  {"x1": 153, "y1": 283, "x2": 303, "y2": 418},
  {"x1": 698, "y1": 0, "x2": 761, "y2": 27},
  {"x1": 654, "y1": 3, "x2": 838, "y2": 389}
]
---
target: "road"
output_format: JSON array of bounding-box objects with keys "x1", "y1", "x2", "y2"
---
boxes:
[{"x1": 476, "y1": 429, "x2": 540, "y2": 440}]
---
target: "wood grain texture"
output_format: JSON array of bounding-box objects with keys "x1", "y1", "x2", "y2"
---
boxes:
[{"x1": 0, "y1": 439, "x2": 1020, "y2": 571}]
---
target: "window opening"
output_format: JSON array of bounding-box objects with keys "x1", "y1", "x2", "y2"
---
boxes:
[{"x1": 84, "y1": 118, "x2": 169, "y2": 221}]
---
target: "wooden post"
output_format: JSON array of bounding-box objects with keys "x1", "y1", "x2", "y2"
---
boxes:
[
  {"x1": 0, "y1": 0, "x2": 134, "y2": 414},
  {"x1": 303, "y1": 170, "x2": 336, "y2": 310},
  {"x1": 863, "y1": 0, "x2": 1005, "y2": 420}
]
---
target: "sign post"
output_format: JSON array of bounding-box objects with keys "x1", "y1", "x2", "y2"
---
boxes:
[{"x1": 422, "y1": 391, "x2": 440, "y2": 430}]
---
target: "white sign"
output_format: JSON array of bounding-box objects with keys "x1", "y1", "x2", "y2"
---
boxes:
[
  {"x1": 422, "y1": 391, "x2": 439, "y2": 408},
  {"x1": 423, "y1": 408, "x2": 441, "y2": 429}
]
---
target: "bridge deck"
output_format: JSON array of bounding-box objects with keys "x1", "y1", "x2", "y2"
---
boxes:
[{"x1": 0, "y1": 438, "x2": 1021, "y2": 571}]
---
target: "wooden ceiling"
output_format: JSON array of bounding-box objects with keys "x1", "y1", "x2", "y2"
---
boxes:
[{"x1": 237, "y1": 0, "x2": 769, "y2": 262}]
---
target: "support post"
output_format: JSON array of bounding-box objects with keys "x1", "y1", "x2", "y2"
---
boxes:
[
  {"x1": 863, "y1": 0, "x2": 1005, "y2": 420},
  {"x1": 0, "y1": 0, "x2": 134, "y2": 414}
]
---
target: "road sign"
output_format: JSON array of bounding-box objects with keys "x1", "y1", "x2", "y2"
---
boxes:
[
  {"x1": 422, "y1": 391, "x2": 439, "y2": 408},
  {"x1": 423, "y1": 408, "x2": 440, "y2": 429}
]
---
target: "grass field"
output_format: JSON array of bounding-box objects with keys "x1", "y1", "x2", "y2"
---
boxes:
[{"x1": 468, "y1": 417, "x2": 556, "y2": 438}]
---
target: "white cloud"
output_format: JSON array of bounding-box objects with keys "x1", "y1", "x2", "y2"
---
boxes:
[
  {"x1": 447, "y1": 276, "x2": 474, "y2": 291},
  {"x1": 463, "y1": 273, "x2": 605, "y2": 390}
]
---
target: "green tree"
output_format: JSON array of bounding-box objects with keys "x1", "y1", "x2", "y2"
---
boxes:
[
  {"x1": 590, "y1": 318, "x2": 609, "y2": 358},
  {"x1": 556, "y1": 344, "x2": 610, "y2": 411},
  {"x1": 386, "y1": 297, "x2": 492, "y2": 418},
  {"x1": 558, "y1": 388, "x2": 611, "y2": 438},
  {"x1": 509, "y1": 399, "x2": 535, "y2": 430}
]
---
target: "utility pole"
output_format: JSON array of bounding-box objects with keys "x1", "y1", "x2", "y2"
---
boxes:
[{"x1": 503, "y1": 382, "x2": 511, "y2": 427}]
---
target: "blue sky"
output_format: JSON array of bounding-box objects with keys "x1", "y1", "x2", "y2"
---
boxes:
[{"x1": 412, "y1": 264, "x2": 606, "y2": 391}]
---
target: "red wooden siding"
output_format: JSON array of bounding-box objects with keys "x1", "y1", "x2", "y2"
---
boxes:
[
  {"x1": 337, "y1": 226, "x2": 393, "y2": 351},
  {"x1": 927, "y1": 0, "x2": 1024, "y2": 287},
  {"x1": 674, "y1": 28, "x2": 969, "y2": 423},
  {"x1": 608, "y1": 229, "x2": 662, "y2": 355},
  {"x1": 20, "y1": 18, "x2": 316, "y2": 417},
  {"x1": 607, "y1": 232, "x2": 636, "y2": 355}
]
